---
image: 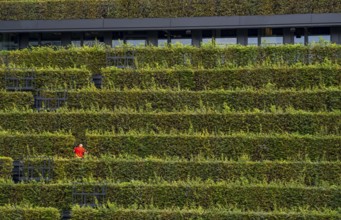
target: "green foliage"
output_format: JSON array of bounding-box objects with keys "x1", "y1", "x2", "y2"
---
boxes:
[
  {"x1": 0, "y1": 0, "x2": 340, "y2": 20},
  {"x1": 0, "y1": 181, "x2": 340, "y2": 210},
  {"x1": 71, "y1": 205, "x2": 341, "y2": 220},
  {"x1": 86, "y1": 132, "x2": 341, "y2": 161},
  {"x1": 0, "y1": 157, "x2": 13, "y2": 179},
  {"x1": 29, "y1": 157, "x2": 341, "y2": 186},
  {"x1": 0, "y1": 204, "x2": 60, "y2": 220},
  {"x1": 0, "y1": 130, "x2": 75, "y2": 159},
  {"x1": 3, "y1": 45, "x2": 341, "y2": 73},
  {"x1": 66, "y1": 88, "x2": 341, "y2": 112},
  {"x1": 101, "y1": 65, "x2": 341, "y2": 90},
  {"x1": 0, "y1": 67, "x2": 92, "y2": 90},
  {"x1": 0, "y1": 111, "x2": 339, "y2": 139},
  {"x1": 0, "y1": 92, "x2": 33, "y2": 110}
]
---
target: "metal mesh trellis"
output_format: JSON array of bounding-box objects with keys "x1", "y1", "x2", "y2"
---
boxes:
[
  {"x1": 14, "y1": 157, "x2": 54, "y2": 182},
  {"x1": 72, "y1": 183, "x2": 107, "y2": 207}
]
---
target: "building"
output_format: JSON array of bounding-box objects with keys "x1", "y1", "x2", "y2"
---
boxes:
[{"x1": 0, "y1": 1, "x2": 340, "y2": 50}]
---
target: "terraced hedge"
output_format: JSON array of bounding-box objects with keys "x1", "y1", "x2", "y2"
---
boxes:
[
  {"x1": 72, "y1": 206, "x2": 341, "y2": 220},
  {"x1": 67, "y1": 89, "x2": 341, "y2": 112},
  {"x1": 102, "y1": 66, "x2": 341, "y2": 90},
  {"x1": 86, "y1": 133, "x2": 341, "y2": 161},
  {"x1": 28, "y1": 158, "x2": 341, "y2": 185},
  {"x1": 0, "y1": 131, "x2": 75, "y2": 159},
  {"x1": 0, "y1": 205, "x2": 60, "y2": 220},
  {"x1": 4, "y1": 45, "x2": 341, "y2": 73},
  {"x1": 0, "y1": 92, "x2": 33, "y2": 109},
  {"x1": 0, "y1": 182, "x2": 340, "y2": 210},
  {"x1": 0, "y1": 68, "x2": 92, "y2": 90},
  {"x1": 0, "y1": 157, "x2": 13, "y2": 179},
  {"x1": 0, "y1": 0, "x2": 340, "y2": 20},
  {"x1": 0, "y1": 111, "x2": 339, "y2": 137}
]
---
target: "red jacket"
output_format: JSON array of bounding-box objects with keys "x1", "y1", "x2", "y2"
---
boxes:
[{"x1": 74, "y1": 146, "x2": 86, "y2": 158}]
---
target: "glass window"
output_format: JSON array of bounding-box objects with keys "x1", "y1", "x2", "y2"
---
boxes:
[
  {"x1": 0, "y1": 33, "x2": 19, "y2": 50},
  {"x1": 294, "y1": 28, "x2": 305, "y2": 44},
  {"x1": 41, "y1": 32, "x2": 62, "y2": 46},
  {"x1": 308, "y1": 27, "x2": 331, "y2": 44},
  {"x1": 215, "y1": 29, "x2": 237, "y2": 47},
  {"x1": 71, "y1": 32, "x2": 82, "y2": 47},
  {"x1": 260, "y1": 28, "x2": 283, "y2": 46},
  {"x1": 170, "y1": 30, "x2": 192, "y2": 45},
  {"x1": 28, "y1": 33, "x2": 40, "y2": 47},
  {"x1": 126, "y1": 39, "x2": 147, "y2": 46},
  {"x1": 83, "y1": 32, "x2": 104, "y2": 46},
  {"x1": 202, "y1": 30, "x2": 214, "y2": 44},
  {"x1": 158, "y1": 31, "x2": 169, "y2": 47},
  {"x1": 248, "y1": 29, "x2": 258, "y2": 46}
]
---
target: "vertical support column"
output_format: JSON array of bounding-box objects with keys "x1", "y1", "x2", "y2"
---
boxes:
[
  {"x1": 19, "y1": 33, "x2": 29, "y2": 49},
  {"x1": 192, "y1": 30, "x2": 202, "y2": 47},
  {"x1": 61, "y1": 32, "x2": 71, "y2": 46},
  {"x1": 237, "y1": 29, "x2": 247, "y2": 45},
  {"x1": 147, "y1": 31, "x2": 158, "y2": 46},
  {"x1": 103, "y1": 31, "x2": 112, "y2": 47},
  {"x1": 331, "y1": 27, "x2": 341, "y2": 44},
  {"x1": 283, "y1": 28, "x2": 294, "y2": 44}
]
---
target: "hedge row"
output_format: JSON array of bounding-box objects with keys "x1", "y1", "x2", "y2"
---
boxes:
[
  {"x1": 27, "y1": 158, "x2": 341, "y2": 185},
  {"x1": 0, "y1": 67, "x2": 92, "y2": 90},
  {"x1": 1, "y1": 182, "x2": 340, "y2": 210},
  {"x1": 102, "y1": 66, "x2": 341, "y2": 90},
  {"x1": 86, "y1": 133, "x2": 341, "y2": 161},
  {"x1": 0, "y1": 157, "x2": 13, "y2": 179},
  {"x1": 0, "y1": 0, "x2": 340, "y2": 20},
  {"x1": 71, "y1": 206, "x2": 341, "y2": 220},
  {"x1": 0, "y1": 205, "x2": 60, "y2": 220},
  {"x1": 67, "y1": 89, "x2": 341, "y2": 112},
  {"x1": 4, "y1": 45, "x2": 341, "y2": 73},
  {"x1": 0, "y1": 131, "x2": 75, "y2": 159},
  {"x1": 0, "y1": 112, "x2": 338, "y2": 138},
  {"x1": 0, "y1": 92, "x2": 33, "y2": 110}
]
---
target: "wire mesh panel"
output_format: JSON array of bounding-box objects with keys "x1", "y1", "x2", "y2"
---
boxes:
[
  {"x1": 15, "y1": 157, "x2": 54, "y2": 182},
  {"x1": 92, "y1": 74, "x2": 103, "y2": 89},
  {"x1": 106, "y1": 49, "x2": 136, "y2": 69},
  {"x1": 5, "y1": 69, "x2": 35, "y2": 91},
  {"x1": 72, "y1": 183, "x2": 107, "y2": 207},
  {"x1": 34, "y1": 89, "x2": 68, "y2": 111}
]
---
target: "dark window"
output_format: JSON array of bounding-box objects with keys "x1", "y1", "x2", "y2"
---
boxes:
[
  {"x1": 308, "y1": 27, "x2": 331, "y2": 43},
  {"x1": 158, "y1": 31, "x2": 169, "y2": 46},
  {"x1": 0, "y1": 33, "x2": 19, "y2": 50},
  {"x1": 216, "y1": 29, "x2": 237, "y2": 46},
  {"x1": 248, "y1": 29, "x2": 258, "y2": 45},
  {"x1": 71, "y1": 32, "x2": 82, "y2": 47},
  {"x1": 260, "y1": 28, "x2": 283, "y2": 46},
  {"x1": 170, "y1": 30, "x2": 192, "y2": 45},
  {"x1": 41, "y1": 32, "x2": 62, "y2": 46},
  {"x1": 83, "y1": 32, "x2": 104, "y2": 46}
]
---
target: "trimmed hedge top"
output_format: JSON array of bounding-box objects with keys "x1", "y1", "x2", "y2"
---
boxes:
[{"x1": 0, "y1": 0, "x2": 340, "y2": 20}]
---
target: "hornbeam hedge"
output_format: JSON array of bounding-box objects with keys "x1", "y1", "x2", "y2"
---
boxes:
[
  {"x1": 71, "y1": 206, "x2": 341, "y2": 220},
  {"x1": 0, "y1": 67, "x2": 92, "y2": 90},
  {"x1": 28, "y1": 158, "x2": 341, "y2": 185},
  {"x1": 0, "y1": 205, "x2": 60, "y2": 220},
  {"x1": 0, "y1": 0, "x2": 340, "y2": 20},
  {"x1": 102, "y1": 66, "x2": 341, "y2": 90},
  {"x1": 3, "y1": 45, "x2": 341, "y2": 73},
  {"x1": 66, "y1": 89, "x2": 341, "y2": 112},
  {"x1": 0, "y1": 157, "x2": 13, "y2": 179},
  {"x1": 0, "y1": 131, "x2": 75, "y2": 159},
  {"x1": 0, "y1": 111, "x2": 339, "y2": 136},
  {"x1": 0, "y1": 181, "x2": 340, "y2": 210},
  {"x1": 86, "y1": 133, "x2": 341, "y2": 161},
  {"x1": 0, "y1": 92, "x2": 33, "y2": 110}
]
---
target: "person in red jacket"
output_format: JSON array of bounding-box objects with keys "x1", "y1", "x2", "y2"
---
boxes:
[{"x1": 73, "y1": 144, "x2": 87, "y2": 159}]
